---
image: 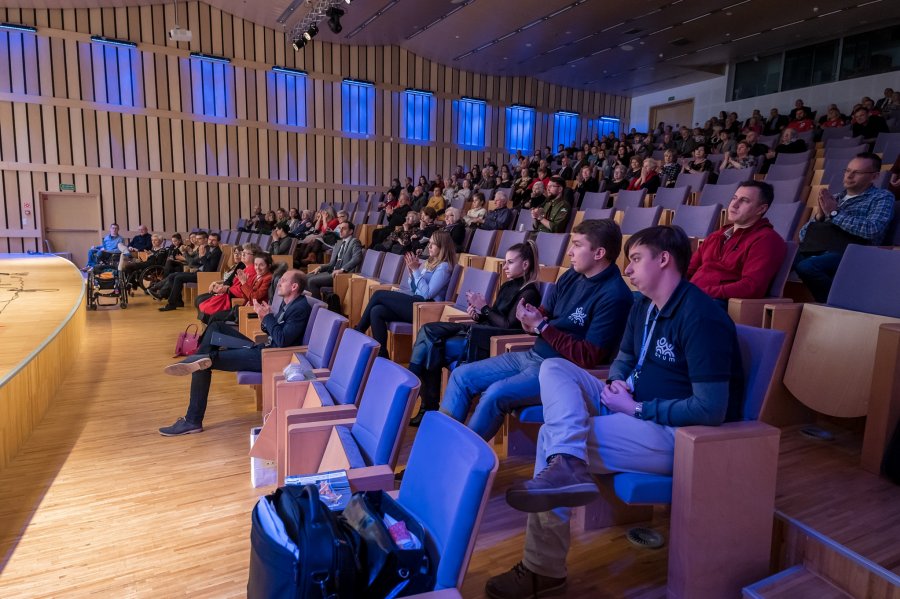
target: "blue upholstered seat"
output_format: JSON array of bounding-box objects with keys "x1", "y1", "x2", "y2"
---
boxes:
[
  {"x1": 387, "y1": 321, "x2": 413, "y2": 335},
  {"x1": 335, "y1": 425, "x2": 367, "y2": 469},
  {"x1": 517, "y1": 405, "x2": 544, "y2": 424},
  {"x1": 236, "y1": 371, "x2": 262, "y2": 385},
  {"x1": 397, "y1": 412, "x2": 499, "y2": 590},
  {"x1": 613, "y1": 473, "x2": 674, "y2": 504}
]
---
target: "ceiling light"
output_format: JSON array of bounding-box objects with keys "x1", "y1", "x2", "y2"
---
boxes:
[
  {"x1": 292, "y1": 37, "x2": 306, "y2": 51},
  {"x1": 326, "y1": 7, "x2": 344, "y2": 34},
  {"x1": 303, "y1": 23, "x2": 318, "y2": 42}
]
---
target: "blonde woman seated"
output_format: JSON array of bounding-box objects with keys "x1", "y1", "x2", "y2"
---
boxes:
[{"x1": 355, "y1": 230, "x2": 457, "y2": 358}]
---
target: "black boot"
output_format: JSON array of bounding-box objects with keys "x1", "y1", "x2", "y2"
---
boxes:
[{"x1": 409, "y1": 406, "x2": 429, "y2": 427}]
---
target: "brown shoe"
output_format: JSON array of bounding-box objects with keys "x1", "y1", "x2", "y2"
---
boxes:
[
  {"x1": 164, "y1": 357, "x2": 212, "y2": 376},
  {"x1": 485, "y1": 562, "x2": 566, "y2": 599},
  {"x1": 505, "y1": 453, "x2": 600, "y2": 513}
]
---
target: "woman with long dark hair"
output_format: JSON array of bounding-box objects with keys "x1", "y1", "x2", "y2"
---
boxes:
[{"x1": 406, "y1": 240, "x2": 542, "y2": 425}]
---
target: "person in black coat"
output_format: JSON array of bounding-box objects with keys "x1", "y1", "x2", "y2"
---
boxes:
[{"x1": 406, "y1": 241, "x2": 543, "y2": 426}]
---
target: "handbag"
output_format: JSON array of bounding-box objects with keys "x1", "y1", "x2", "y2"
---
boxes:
[
  {"x1": 341, "y1": 490, "x2": 435, "y2": 597},
  {"x1": 174, "y1": 324, "x2": 200, "y2": 357},
  {"x1": 199, "y1": 292, "x2": 232, "y2": 315}
]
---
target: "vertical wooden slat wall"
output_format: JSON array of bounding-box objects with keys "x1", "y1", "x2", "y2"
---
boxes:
[{"x1": 0, "y1": 1, "x2": 630, "y2": 252}]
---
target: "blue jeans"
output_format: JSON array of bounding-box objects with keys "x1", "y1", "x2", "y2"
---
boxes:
[
  {"x1": 184, "y1": 322, "x2": 262, "y2": 426},
  {"x1": 440, "y1": 349, "x2": 544, "y2": 440},
  {"x1": 794, "y1": 251, "x2": 843, "y2": 303}
]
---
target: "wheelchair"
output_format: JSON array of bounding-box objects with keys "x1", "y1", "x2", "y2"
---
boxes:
[{"x1": 85, "y1": 251, "x2": 128, "y2": 310}]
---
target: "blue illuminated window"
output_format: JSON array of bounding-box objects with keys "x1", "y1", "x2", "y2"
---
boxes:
[
  {"x1": 596, "y1": 116, "x2": 620, "y2": 139},
  {"x1": 0, "y1": 26, "x2": 37, "y2": 95},
  {"x1": 402, "y1": 89, "x2": 433, "y2": 142},
  {"x1": 190, "y1": 54, "x2": 233, "y2": 118},
  {"x1": 342, "y1": 79, "x2": 375, "y2": 136},
  {"x1": 505, "y1": 105, "x2": 535, "y2": 152},
  {"x1": 455, "y1": 97, "x2": 486, "y2": 148},
  {"x1": 553, "y1": 111, "x2": 579, "y2": 149},
  {"x1": 90, "y1": 38, "x2": 138, "y2": 106},
  {"x1": 270, "y1": 67, "x2": 307, "y2": 127}
]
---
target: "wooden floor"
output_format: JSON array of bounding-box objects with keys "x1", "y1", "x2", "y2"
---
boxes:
[{"x1": 0, "y1": 292, "x2": 670, "y2": 598}]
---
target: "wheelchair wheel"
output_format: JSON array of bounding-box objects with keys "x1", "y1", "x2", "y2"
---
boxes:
[{"x1": 140, "y1": 265, "x2": 165, "y2": 292}]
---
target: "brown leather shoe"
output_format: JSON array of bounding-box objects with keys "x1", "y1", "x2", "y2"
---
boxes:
[
  {"x1": 485, "y1": 561, "x2": 566, "y2": 599},
  {"x1": 505, "y1": 453, "x2": 600, "y2": 513}
]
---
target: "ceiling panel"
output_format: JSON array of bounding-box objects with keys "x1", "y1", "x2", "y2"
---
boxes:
[{"x1": 8, "y1": 0, "x2": 900, "y2": 95}]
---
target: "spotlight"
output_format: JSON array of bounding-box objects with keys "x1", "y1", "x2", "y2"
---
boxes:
[
  {"x1": 303, "y1": 23, "x2": 319, "y2": 42},
  {"x1": 326, "y1": 7, "x2": 344, "y2": 34},
  {"x1": 292, "y1": 37, "x2": 306, "y2": 51}
]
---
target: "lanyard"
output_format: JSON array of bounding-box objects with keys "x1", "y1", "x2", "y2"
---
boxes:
[{"x1": 627, "y1": 304, "x2": 659, "y2": 391}]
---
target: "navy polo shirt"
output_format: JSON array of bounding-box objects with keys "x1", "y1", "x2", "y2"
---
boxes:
[
  {"x1": 533, "y1": 264, "x2": 633, "y2": 364},
  {"x1": 614, "y1": 280, "x2": 744, "y2": 425}
]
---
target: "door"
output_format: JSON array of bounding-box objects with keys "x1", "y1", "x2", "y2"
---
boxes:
[
  {"x1": 649, "y1": 99, "x2": 695, "y2": 133},
  {"x1": 38, "y1": 192, "x2": 102, "y2": 268}
]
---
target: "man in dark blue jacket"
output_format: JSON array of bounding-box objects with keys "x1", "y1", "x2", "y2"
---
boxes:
[
  {"x1": 157, "y1": 232, "x2": 222, "y2": 311},
  {"x1": 486, "y1": 226, "x2": 742, "y2": 599},
  {"x1": 159, "y1": 270, "x2": 311, "y2": 436}
]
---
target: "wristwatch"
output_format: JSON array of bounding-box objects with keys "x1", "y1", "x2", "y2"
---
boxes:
[
  {"x1": 535, "y1": 319, "x2": 550, "y2": 336},
  {"x1": 829, "y1": 209, "x2": 838, "y2": 219},
  {"x1": 633, "y1": 402, "x2": 643, "y2": 419}
]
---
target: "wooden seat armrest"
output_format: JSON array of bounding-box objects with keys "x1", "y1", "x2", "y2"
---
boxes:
[
  {"x1": 283, "y1": 405, "x2": 358, "y2": 429},
  {"x1": 861, "y1": 323, "x2": 900, "y2": 474},
  {"x1": 284, "y1": 418, "x2": 357, "y2": 484},
  {"x1": 305, "y1": 264, "x2": 325, "y2": 273},
  {"x1": 676, "y1": 421, "x2": 780, "y2": 445},
  {"x1": 348, "y1": 465, "x2": 397, "y2": 492},
  {"x1": 444, "y1": 315, "x2": 475, "y2": 324},
  {"x1": 482, "y1": 256, "x2": 504, "y2": 273},
  {"x1": 490, "y1": 334, "x2": 536, "y2": 357},
  {"x1": 261, "y1": 345, "x2": 307, "y2": 365},
  {"x1": 457, "y1": 253, "x2": 486, "y2": 270},
  {"x1": 196, "y1": 271, "x2": 222, "y2": 293},
  {"x1": 728, "y1": 297, "x2": 793, "y2": 327},
  {"x1": 413, "y1": 301, "x2": 454, "y2": 338},
  {"x1": 762, "y1": 301, "x2": 804, "y2": 333}
]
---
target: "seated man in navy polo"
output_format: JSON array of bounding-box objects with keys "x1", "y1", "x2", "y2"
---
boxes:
[
  {"x1": 485, "y1": 226, "x2": 743, "y2": 598},
  {"x1": 795, "y1": 153, "x2": 895, "y2": 302},
  {"x1": 440, "y1": 219, "x2": 633, "y2": 442},
  {"x1": 158, "y1": 270, "x2": 311, "y2": 436}
]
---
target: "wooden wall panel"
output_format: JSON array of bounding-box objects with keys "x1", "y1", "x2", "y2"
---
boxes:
[{"x1": 0, "y1": 1, "x2": 629, "y2": 251}]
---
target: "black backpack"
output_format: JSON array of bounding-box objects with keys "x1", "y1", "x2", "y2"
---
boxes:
[{"x1": 248, "y1": 484, "x2": 362, "y2": 599}]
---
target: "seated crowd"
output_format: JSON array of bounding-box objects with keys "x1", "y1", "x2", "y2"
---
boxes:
[{"x1": 93, "y1": 87, "x2": 899, "y2": 598}]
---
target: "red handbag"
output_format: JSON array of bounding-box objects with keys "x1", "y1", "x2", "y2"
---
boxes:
[
  {"x1": 174, "y1": 324, "x2": 200, "y2": 357},
  {"x1": 199, "y1": 292, "x2": 232, "y2": 315}
]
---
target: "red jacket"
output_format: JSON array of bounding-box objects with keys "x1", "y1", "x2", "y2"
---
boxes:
[{"x1": 687, "y1": 218, "x2": 787, "y2": 300}]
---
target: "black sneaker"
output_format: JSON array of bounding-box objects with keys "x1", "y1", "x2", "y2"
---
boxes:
[
  {"x1": 159, "y1": 304, "x2": 178, "y2": 312},
  {"x1": 159, "y1": 417, "x2": 203, "y2": 436},
  {"x1": 485, "y1": 562, "x2": 566, "y2": 599},
  {"x1": 505, "y1": 454, "x2": 600, "y2": 513}
]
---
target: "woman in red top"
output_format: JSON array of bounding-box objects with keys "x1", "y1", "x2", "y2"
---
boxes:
[
  {"x1": 627, "y1": 158, "x2": 661, "y2": 193},
  {"x1": 203, "y1": 251, "x2": 273, "y2": 325},
  {"x1": 819, "y1": 107, "x2": 846, "y2": 128}
]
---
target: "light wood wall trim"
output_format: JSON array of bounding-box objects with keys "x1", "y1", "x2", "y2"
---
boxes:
[{"x1": 0, "y1": 2, "x2": 630, "y2": 252}]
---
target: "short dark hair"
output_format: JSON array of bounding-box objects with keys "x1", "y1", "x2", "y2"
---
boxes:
[
  {"x1": 253, "y1": 252, "x2": 274, "y2": 270},
  {"x1": 275, "y1": 223, "x2": 290, "y2": 235},
  {"x1": 344, "y1": 221, "x2": 355, "y2": 232},
  {"x1": 572, "y1": 219, "x2": 623, "y2": 264},
  {"x1": 196, "y1": 231, "x2": 208, "y2": 239},
  {"x1": 738, "y1": 180, "x2": 775, "y2": 207},
  {"x1": 422, "y1": 207, "x2": 438, "y2": 219},
  {"x1": 854, "y1": 151, "x2": 882, "y2": 172},
  {"x1": 548, "y1": 175, "x2": 566, "y2": 187},
  {"x1": 209, "y1": 232, "x2": 220, "y2": 241},
  {"x1": 472, "y1": 191, "x2": 486, "y2": 204},
  {"x1": 624, "y1": 225, "x2": 692, "y2": 277}
]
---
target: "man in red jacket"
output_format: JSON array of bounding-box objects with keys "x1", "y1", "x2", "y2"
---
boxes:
[{"x1": 687, "y1": 180, "x2": 787, "y2": 308}]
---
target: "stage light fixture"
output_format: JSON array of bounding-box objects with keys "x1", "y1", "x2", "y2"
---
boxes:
[
  {"x1": 292, "y1": 37, "x2": 306, "y2": 51},
  {"x1": 303, "y1": 23, "x2": 319, "y2": 42},
  {"x1": 326, "y1": 7, "x2": 345, "y2": 33}
]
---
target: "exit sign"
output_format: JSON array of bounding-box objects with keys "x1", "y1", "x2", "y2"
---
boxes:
[
  {"x1": 59, "y1": 183, "x2": 75, "y2": 191},
  {"x1": 668, "y1": 96, "x2": 675, "y2": 101}
]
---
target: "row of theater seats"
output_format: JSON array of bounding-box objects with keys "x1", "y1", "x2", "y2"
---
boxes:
[{"x1": 232, "y1": 238, "x2": 899, "y2": 596}]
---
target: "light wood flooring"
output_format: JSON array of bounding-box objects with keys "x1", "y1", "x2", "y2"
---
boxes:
[{"x1": 0, "y1": 293, "x2": 669, "y2": 598}]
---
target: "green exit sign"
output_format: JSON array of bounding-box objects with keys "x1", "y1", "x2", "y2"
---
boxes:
[
  {"x1": 59, "y1": 183, "x2": 75, "y2": 191},
  {"x1": 668, "y1": 96, "x2": 675, "y2": 101}
]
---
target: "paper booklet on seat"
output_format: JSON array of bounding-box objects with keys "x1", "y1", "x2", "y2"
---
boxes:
[{"x1": 284, "y1": 469, "x2": 351, "y2": 511}]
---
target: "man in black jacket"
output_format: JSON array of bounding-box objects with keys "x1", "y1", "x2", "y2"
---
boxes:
[
  {"x1": 370, "y1": 192, "x2": 412, "y2": 248},
  {"x1": 159, "y1": 270, "x2": 311, "y2": 436},
  {"x1": 158, "y1": 232, "x2": 222, "y2": 311}
]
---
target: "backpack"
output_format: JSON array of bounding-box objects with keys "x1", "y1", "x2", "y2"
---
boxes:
[
  {"x1": 248, "y1": 484, "x2": 361, "y2": 599},
  {"x1": 322, "y1": 291, "x2": 344, "y2": 316}
]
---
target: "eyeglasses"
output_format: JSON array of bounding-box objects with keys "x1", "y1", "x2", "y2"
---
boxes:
[{"x1": 843, "y1": 169, "x2": 877, "y2": 176}]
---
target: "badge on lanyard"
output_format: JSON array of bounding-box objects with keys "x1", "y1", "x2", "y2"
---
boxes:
[{"x1": 626, "y1": 304, "x2": 659, "y2": 393}]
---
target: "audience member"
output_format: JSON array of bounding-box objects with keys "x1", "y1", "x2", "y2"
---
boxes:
[
  {"x1": 681, "y1": 145, "x2": 715, "y2": 183},
  {"x1": 306, "y1": 221, "x2": 362, "y2": 299},
  {"x1": 850, "y1": 106, "x2": 889, "y2": 144},
  {"x1": 355, "y1": 231, "x2": 456, "y2": 358},
  {"x1": 532, "y1": 177, "x2": 571, "y2": 234},
  {"x1": 875, "y1": 87, "x2": 895, "y2": 112},
  {"x1": 269, "y1": 223, "x2": 293, "y2": 255},
  {"x1": 464, "y1": 193, "x2": 488, "y2": 227},
  {"x1": 573, "y1": 165, "x2": 600, "y2": 207},
  {"x1": 370, "y1": 194, "x2": 412, "y2": 248},
  {"x1": 440, "y1": 219, "x2": 633, "y2": 441},
  {"x1": 481, "y1": 191, "x2": 514, "y2": 231},
  {"x1": 406, "y1": 241, "x2": 543, "y2": 426},
  {"x1": 438, "y1": 207, "x2": 466, "y2": 253},
  {"x1": 201, "y1": 250, "x2": 273, "y2": 325},
  {"x1": 159, "y1": 270, "x2": 311, "y2": 436},
  {"x1": 720, "y1": 141, "x2": 757, "y2": 170},
  {"x1": 795, "y1": 153, "x2": 895, "y2": 302},
  {"x1": 85, "y1": 223, "x2": 126, "y2": 269},
  {"x1": 627, "y1": 158, "x2": 661, "y2": 193},
  {"x1": 158, "y1": 232, "x2": 222, "y2": 312},
  {"x1": 488, "y1": 225, "x2": 742, "y2": 598},
  {"x1": 523, "y1": 180, "x2": 546, "y2": 210},
  {"x1": 763, "y1": 108, "x2": 788, "y2": 135},
  {"x1": 374, "y1": 210, "x2": 421, "y2": 254},
  {"x1": 659, "y1": 149, "x2": 680, "y2": 188}
]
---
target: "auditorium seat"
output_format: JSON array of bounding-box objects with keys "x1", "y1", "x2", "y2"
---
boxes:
[
  {"x1": 769, "y1": 178, "x2": 805, "y2": 204},
  {"x1": 457, "y1": 229, "x2": 498, "y2": 270},
  {"x1": 874, "y1": 131, "x2": 900, "y2": 154},
  {"x1": 715, "y1": 167, "x2": 755, "y2": 186},
  {"x1": 408, "y1": 266, "x2": 499, "y2": 343},
  {"x1": 348, "y1": 252, "x2": 404, "y2": 326},
  {"x1": 761, "y1": 245, "x2": 900, "y2": 475},
  {"x1": 581, "y1": 190, "x2": 610, "y2": 210},
  {"x1": 774, "y1": 150, "x2": 812, "y2": 166},
  {"x1": 671, "y1": 204, "x2": 721, "y2": 241},
  {"x1": 396, "y1": 412, "x2": 498, "y2": 592},
  {"x1": 651, "y1": 186, "x2": 690, "y2": 224},
  {"x1": 612, "y1": 188, "x2": 647, "y2": 210},
  {"x1": 672, "y1": 171, "x2": 709, "y2": 194},
  {"x1": 620, "y1": 206, "x2": 663, "y2": 235},
  {"x1": 480, "y1": 230, "x2": 528, "y2": 274},
  {"x1": 513, "y1": 209, "x2": 534, "y2": 233},
  {"x1": 697, "y1": 182, "x2": 740, "y2": 207},
  {"x1": 765, "y1": 202, "x2": 805, "y2": 241},
  {"x1": 766, "y1": 162, "x2": 809, "y2": 182},
  {"x1": 331, "y1": 249, "x2": 383, "y2": 318},
  {"x1": 820, "y1": 128, "x2": 855, "y2": 145},
  {"x1": 823, "y1": 144, "x2": 867, "y2": 161},
  {"x1": 280, "y1": 357, "x2": 419, "y2": 487}
]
